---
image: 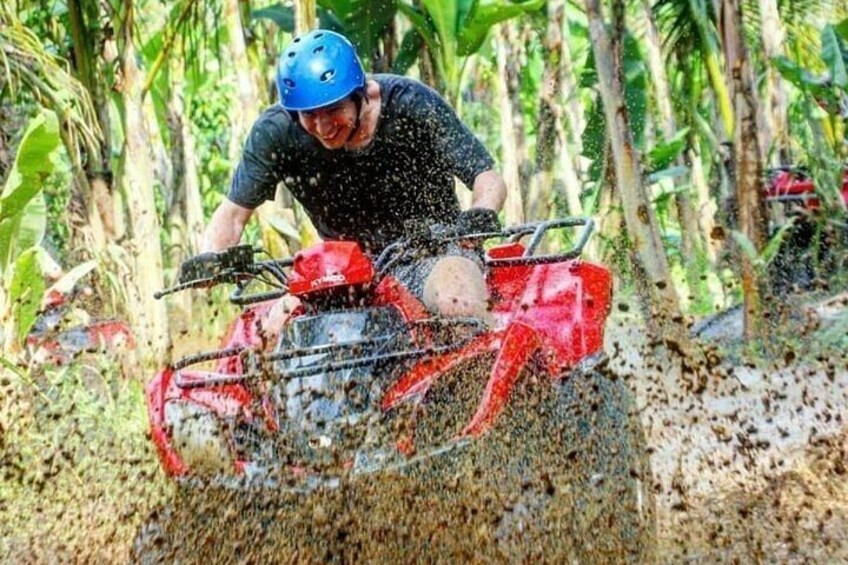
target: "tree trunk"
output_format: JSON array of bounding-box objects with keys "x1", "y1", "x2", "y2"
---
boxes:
[
  {"x1": 687, "y1": 141, "x2": 719, "y2": 264},
  {"x1": 560, "y1": 12, "x2": 585, "y2": 162},
  {"x1": 381, "y1": 18, "x2": 398, "y2": 73},
  {"x1": 119, "y1": 0, "x2": 169, "y2": 361},
  {"x1": 225, "y1": 0, "x2": 261, "y2": 161},
  {"x1": 294, "y1": 0, "x2": 317, "y2": 34},
  {"x1": 640, "y1": 0, "x2": 707, "y2": 305},
  {"x1": 693, "y1": 0, "x2": 734, "y2": 140},
  {"x1": 718, "y1": 0, "x2": 769, "y2": 342},
  {"x1": 526, "y1": 0, "x2": 564, "y2": 222},
  {"x1": 758, "y1": 0, "x2": 788, "y2": 163},
  {"x1": 585, "y1": 0, "x2": 683, "y2": 338},
  {"x1": 66, "y1": 0, "x2": 113, "y2": 247},
  {"x1": 166, "y1": 49, "x2": 203, "y2": 262},
  {"x1": 495, "y1": 25, "x2": 524, "y2": 225},
  {"x1": 499, "y1": 23, "x2": 533, "y2": 209}
]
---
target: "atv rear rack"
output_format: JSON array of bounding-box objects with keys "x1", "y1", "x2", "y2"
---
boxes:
[{"x1": 487, "y1": 217, "x2": 595, "y2": 267}]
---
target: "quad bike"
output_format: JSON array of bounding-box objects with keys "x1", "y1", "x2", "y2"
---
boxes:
[
  {"x1": 694, "y1": 168, "x2": 848, "y2": 340},
  {"x1": 26, "y1": 278, "x2": 134, "y2": 365},
  {"x1": 764, "y1": 166, "x2": 848, "y2": 293},
  {"x1": 135, "y1": 218, "x2": 655, "y2": 563}
]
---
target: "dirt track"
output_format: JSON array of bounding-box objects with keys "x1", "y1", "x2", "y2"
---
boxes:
[
  {"x1": 606, "y1": 298, "x2": 848, "y2": 562},
  {"x1": 4, "y1": 296, "x2": 848, "y2": 563}
]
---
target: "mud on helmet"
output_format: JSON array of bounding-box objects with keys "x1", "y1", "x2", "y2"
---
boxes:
[{"x1": 277, "y1": 30, "x2": 367, "y2": 112}]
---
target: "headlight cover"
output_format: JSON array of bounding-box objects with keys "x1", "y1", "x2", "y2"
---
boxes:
[{"x1": 164, "y1": 401, "x2": 234, "y2": 476}]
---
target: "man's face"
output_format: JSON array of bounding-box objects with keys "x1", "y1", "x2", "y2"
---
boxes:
[{"x1": 298, "y1": 98, "x2": 358, "y2": 150}]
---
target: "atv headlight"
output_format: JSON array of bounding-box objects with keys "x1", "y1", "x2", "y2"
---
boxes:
[{"x1": 165, "y1": 401, "x2": 233, "y2": 476}]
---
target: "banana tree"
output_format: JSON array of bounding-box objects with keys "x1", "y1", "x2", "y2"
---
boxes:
[
  {"x1": 773, "y1": 19, "x2": 848, "y2": 211},
  {"x1": 0, "y1": 4, "x2": 106, "y2": 249},
  {"x1": 0, "y1": 110, "x2": 61, "y2": 357},
  {"x1": 654, "y1": 0, "x2": 734, "y2": 139},
  {"x1": 252, "y1": 0, "x2": 396, "y2": 70},
  {"x1": 397, "y1": 0, "x2": 543, "y2": 104}
]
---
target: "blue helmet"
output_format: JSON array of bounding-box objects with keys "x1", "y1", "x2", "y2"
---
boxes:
[{"x1": 277, "y1": 30, "x2": 366, "y2": 112}]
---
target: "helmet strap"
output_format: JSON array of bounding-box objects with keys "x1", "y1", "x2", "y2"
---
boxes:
[{"x1": 346, "y1": 88, "x2": 366, "y2": 143}]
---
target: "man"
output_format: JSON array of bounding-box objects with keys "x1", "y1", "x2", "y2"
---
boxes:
[{"x1": 185, "y1": 29, "x2": 506, "y2": 328}]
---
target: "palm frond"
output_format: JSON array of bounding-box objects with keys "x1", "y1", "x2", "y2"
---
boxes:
[
  {"x1": 0, "y1": 5, "x2": 101, "y2": 160},
  {"x1": 653, "y1": 0, "x2": 708, "y2": 56}
]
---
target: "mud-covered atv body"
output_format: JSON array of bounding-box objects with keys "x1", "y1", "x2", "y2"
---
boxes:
[
  {"x1": 138, "y1": 218, "x2": 655, "y2": 562},
  {"x1": 27, "y1": 284, "x2": 134, "y2": 365}
]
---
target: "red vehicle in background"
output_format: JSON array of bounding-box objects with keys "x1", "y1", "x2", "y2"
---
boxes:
[
  {"x1": 764, "y1": 166, "x2": 848, "y2": 292},
  {"x1": 135, "y1": 218, "x2": 654, "y2": 562},
  {"x1": 27, "y1": 277, "x2": 134, "y2": 366},
  {"x1": 765, "y1": 166, "x2": 848, "y2": 216}
]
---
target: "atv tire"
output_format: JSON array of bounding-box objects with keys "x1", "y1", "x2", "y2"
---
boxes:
[
  {"x1": 131, "y1": 504, "x2": 174, "y2": 564},
  {"x1": 388, "y1": 353, "x2": 656, "y2": 562},
  {"x1": 440, "y1": 356, "x2": 657, "y2": 563}
]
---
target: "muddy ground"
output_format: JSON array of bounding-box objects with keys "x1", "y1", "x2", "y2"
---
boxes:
[
  {"x1": 2, "y1": 293, "x2": 847, "y2": 563},
  {"x1": 607, "y1": 292, "x2": 848, "y2": 562}
]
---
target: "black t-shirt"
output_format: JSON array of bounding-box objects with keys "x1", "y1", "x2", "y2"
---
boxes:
[{"x1": 227, "y1": 74, "x2": 495, "y2": 251}]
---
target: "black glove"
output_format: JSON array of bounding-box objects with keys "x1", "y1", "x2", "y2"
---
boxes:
[
  {"x1": 177, "y1": 252, "x2": 223, "y2": 285},
  {"x1": 456, "y1": 208, "x2": 501, "y2": 236},
  {"x1": 178, "y1": 245, "x2": 256, "y2": 285}
]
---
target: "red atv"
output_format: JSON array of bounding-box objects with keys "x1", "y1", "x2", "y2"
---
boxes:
[
  {"x1": 135, "y1": 218, "x2": 655, "y2": 562},
  {"x1": 27, "y1": 280, "x2": 134, "y2": 365},
  {"x1": 765, "y1": 166, "x2": 848, "y2": 293}
]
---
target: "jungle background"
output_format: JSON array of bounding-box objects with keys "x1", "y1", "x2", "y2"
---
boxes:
[{"x1": 2, "y1": 0, "x2": 848, "y2": 560}]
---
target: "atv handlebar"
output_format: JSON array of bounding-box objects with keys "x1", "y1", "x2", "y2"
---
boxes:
[
  {"x1": 156, "y1": 216, "x2": 595, "y2": 303},
  {"x1": 154, "y1": 250, "x2": 292, "y2": 302},
  {"x1": 373, "y1": 216, "x2": 594, "y2": 278}
]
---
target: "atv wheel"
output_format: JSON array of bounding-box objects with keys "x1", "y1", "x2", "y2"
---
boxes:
[
  {"x1": 447, "y1": 355, "x2": 657, "y2": 563},
  {"x1": 131, "y1": 504, "x2": 175, "y2": 564},
  {"x1": 552, "y1": 358, "x2": 657, "y2": 563}
]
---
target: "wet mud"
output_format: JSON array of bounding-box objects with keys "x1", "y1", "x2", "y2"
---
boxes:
[{"x1": 3, "y1": 296, "x2": 848, "y2": 563}]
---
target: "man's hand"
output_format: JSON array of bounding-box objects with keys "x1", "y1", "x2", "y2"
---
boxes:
[
  {"x1": 178, "y1": 245, "x2": 256, "y2": 285},
  {"x1": 178, "y1": 253, "x2": 222, "y2": 285},
  {"x1": 456, "y1": 207, "x2": 501, "y2": 236}
]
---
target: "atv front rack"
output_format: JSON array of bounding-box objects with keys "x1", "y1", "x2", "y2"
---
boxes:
[{"x1": 172, "y1": 317, "x2": 487, "y2": 390}]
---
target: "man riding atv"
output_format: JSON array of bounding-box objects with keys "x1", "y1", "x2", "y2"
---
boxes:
[
  {"x1": 181, "y1": 29, "x2": 506, "y2": 330},
  {"x1": 140, "y1": 29, "x2": 655, "y2": 563}
]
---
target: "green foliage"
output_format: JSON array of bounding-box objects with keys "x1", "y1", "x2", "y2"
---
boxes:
[
  {"x1": 0, "y1": 111, "x2": 60, "y2": 225},
  {"x1": 730, "y1": 220, "x2": 796, "y2": 274},
  {"x1": 0, "y1": 109, "x2": 62, "y2": 352},
  {"x1": 392, "y1": 29, "x2": 425, "y2": 74},
  {"x1": 772, "y1": 19, "x2": 848, "y2": 211},
  {"x1": 189, "y1": 78, "x2": 237, "y2": 217},
  {"x1": 251, "y1": 0, "x2": 395, "y2": 69},
  {"x1": 9, "y1": 247, "x2": 46, "y2": 344},
  {"x1": 773, "y1": 19, "x2": 848, "y2": 113},
  {"x1": 322, "y1": 0, "x2": 397, "y2": 61},
  {"x1": 0, "y1": 110, "x2": 60, "y2": 272},
  {"x1": 646, "y1": 127, "x2": 690, "y2": 173},
  {"x1": 251, "y1": 3, "x2": 344, "y2": 35},
  {"x1": 820, "y1": 23, "x2": 848, "y2": 87},
  {"x1": 398, "y1": 0, "x2": 542, "y2": 101}
]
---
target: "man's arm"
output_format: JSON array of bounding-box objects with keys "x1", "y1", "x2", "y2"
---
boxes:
[
  {"x1": 470, "y1": 169, "x2": 507, "y2": 212},
  {"x1": 200, "y1": 199, "x2": 254, "y2": 252}
]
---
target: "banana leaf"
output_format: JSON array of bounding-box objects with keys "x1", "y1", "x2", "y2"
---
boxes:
[
  {"x1": 457, "y1": 0, "x2": 544, "y2": 57},
  {"x1": 10, "y1": 247, "x2": 46, "y2": 345},
  {"x1": 821, "y1": 24, "x2": 848, "y2": 88}
]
